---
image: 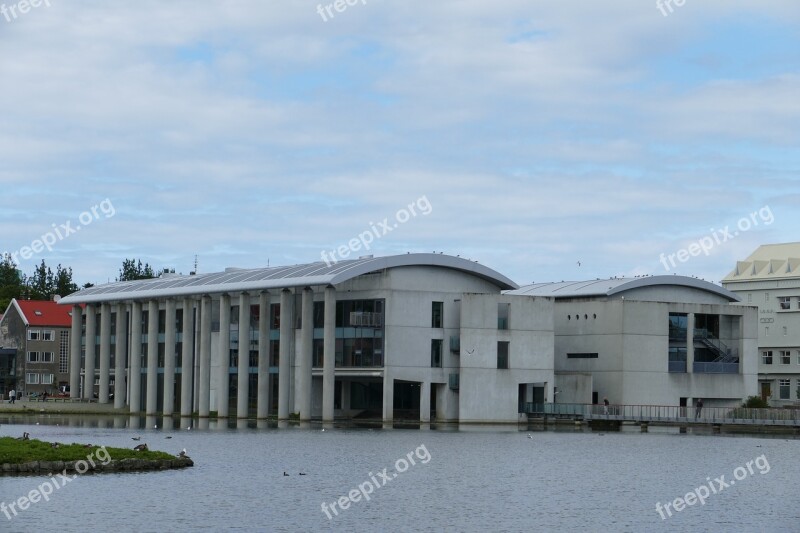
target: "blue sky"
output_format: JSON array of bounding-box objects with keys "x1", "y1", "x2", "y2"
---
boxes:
[{"x1": 1, "y1": 0, "x2": 798, "y2": 287}]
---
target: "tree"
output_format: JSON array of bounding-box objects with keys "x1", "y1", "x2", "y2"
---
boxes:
[
  {"x1": 118, "y1": 259, "x2": 174, "y2": 281},
  {"x1": 0, "y1": 253, "x2": 23, "y2": 311},
  {"x1": 118, "y1": 259, "x2": 157, "y2": 281},
  {"x1": 53, "y1": 264, "x2": 79, "y2": 297},
  {"x1": 19, "y1": 260, "x2": 78, "y2": 301}
]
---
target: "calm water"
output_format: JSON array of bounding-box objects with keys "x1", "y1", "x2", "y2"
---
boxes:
[{"x1": 1, "y1": 416, "x2": 798, "y2": 532}]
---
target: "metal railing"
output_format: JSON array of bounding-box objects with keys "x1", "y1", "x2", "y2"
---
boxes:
[
  {"x1": 668, "y1": 361, "x2": 687, "y2": 373},
  {"x1": 523, "y1": 402, "x2": 800, "y2": 425},
  {"x1": 693, "y1": 361, "x2": 739, "y2": 374}
]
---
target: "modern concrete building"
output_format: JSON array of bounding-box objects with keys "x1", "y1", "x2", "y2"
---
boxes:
[
  {"x1": 506, "y1": 276, "x2": 758, "y2": 409},
  {"x1": 722, "y1": 242, "x2": 800, "y2": 407},
  {"x1": 0, "y1": 299, "x2": 73, "y2": 397},
  {"x1": 57, "y1": 254, "x2": 555, "y2": 423}
]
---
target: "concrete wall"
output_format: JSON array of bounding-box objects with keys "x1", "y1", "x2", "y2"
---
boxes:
[{"x1": 458, "y1": 293, "x2": 554, "y2": 422}]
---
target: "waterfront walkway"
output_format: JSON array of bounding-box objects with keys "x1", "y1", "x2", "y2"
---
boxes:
[{"x1": 525, "y1": 402, "x2": 800, "y2": 427}]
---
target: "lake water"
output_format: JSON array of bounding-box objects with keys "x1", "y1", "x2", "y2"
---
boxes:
[{"x1": 1, "y1": 416, "x2": 798, "y2": 532}]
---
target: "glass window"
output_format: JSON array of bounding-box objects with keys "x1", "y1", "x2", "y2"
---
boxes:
[
  {"x1": 779, "y1": 379, "x2": 791, "y2": 400},
  {"x1": 498, "y1": 303, "x2": 510, "y2": 330},
  {"x1": 779, "y1": 297, "x2": 791, "y2": 310},
  {"x1": 27, "y1": 351, "x2": 39, "y2": 363},
  {"x1": 431, "y1": 302, "x2": 443, "y2": 328},
  {"x1": 430, "y1": 339, "x2": 443, "y2": 368},
  {"x1": 781, "y1": 351, "x2": 791, "y2": 364},
  {"x1": 42, "y1": 352, "x2": 54, "y2": 363},
  {"x1": 41, "y1": 374, "x2": 54, "y2": 385},
  {"x1": 497, "y1": 341, "x2": 509, "y2": 369},
  {"x1": 27, "y1": 373, "x2": 39, "y2": 384},
  {"x1": 28, "y1": 330, "x2": 40, "y2": 341},
  {"x1": 762, "y1": 351, "x2": 773, "y2": 365},
  {"x1": 42, "y1": 330, "x2": 55, "y2": 341},
  {"x1": 669, "y1": 313, "x2": 688, "y2": 339}
]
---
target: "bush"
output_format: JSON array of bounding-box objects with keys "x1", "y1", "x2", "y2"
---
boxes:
[{"x1": 742, "y1": 396, "x2": 769, "y2": 409}]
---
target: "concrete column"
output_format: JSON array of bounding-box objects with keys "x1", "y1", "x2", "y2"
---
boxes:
[
  {"x1": 278, "y1": 289, "x2": 293, "y2": 419},
  {"x1": 146, "y1": 300, "x2": 159, "y2": 415},
  {"x1": 83, "y1": 304, "x2": 96, "y2": 400},
  {"x1": 322, "y1": 286, "x2": 336, "y2": 422},
  {"x1": 69, "y1": 305, "x2": 82, "y2": 399},
  {"x1": 687, "y1": 313, "x2": 695, "y2": 374},
  {"x1": 163, "y1": 299, "x2": 177, "y2": 416},
  {"x1": 420, "y1": 381, "x2": 431, "y2": 422},
  {"x1": 217, "y1": 293, "x2": 231, "y2": 417},
  {"x1": 297, "y1": 287, "x2": 314, "y2": 421},
  {"x1": 114, "y1": 303, "x2": 127, "y2": 409},
  {"x1": 237, "y1": 292, "x2": 250, "y2": 418},
  {"x1": 129, "y1": 301, "x2": 143, "y2": 412},
  {"x1": 382, "y1": 375, "x2": 393, "y2": 422},
  {"x1": 180, "y1": 298, "x2": 194, "y2": 417},
  {"x1": 98, "y1": 303, "x2": 111, "y2": 404},
  {"x1": 257, "y1": 292, "x2": 270, "y2": 419},
  {"x1": 199, "y1": 295, "x2": 212, "y2": 417}
]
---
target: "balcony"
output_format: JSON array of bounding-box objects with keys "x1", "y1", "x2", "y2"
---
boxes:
[
  {"x1": 668, "y1": 361, "x2": 687, "y2": 373},
  {"x1": 693, "y1": 361, "x2": 739, "y2": 374}
]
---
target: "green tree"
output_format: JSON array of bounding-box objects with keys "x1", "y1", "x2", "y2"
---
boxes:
[
  {"x1": 118, "y1": 259, "x2": 157, "y2": 281},
  {"x1": 0, "y1": 253, "x2": 23, "y2": 311}
]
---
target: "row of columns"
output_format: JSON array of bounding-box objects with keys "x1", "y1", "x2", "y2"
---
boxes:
[{"x1": 69, "y1": 287, "x2": 339, "y2": 421}]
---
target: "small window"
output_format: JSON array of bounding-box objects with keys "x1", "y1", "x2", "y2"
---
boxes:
[
  {"x1": 27, "y1": 351, "x2": 40, "y2": 363},
  {"x1": 26, "y1": 372, "x2": 40, "y2": 384},
  {"x1": 430, "y1": 339, "x2": 443, "y2": 368},
  {"x1": 762, "y1": 351, "x2": 773, "y2": 365},
  {"x1": 41, "y1": 373, "x2": 54, "y2": 385},
  {"x1": 497, "y1": 341, "x2": 509, "y2": 369},
  {"x1": 779, "y1": 297, "x2": 791, "y2": 310},
  {"x1": 747, "y1": 294, "x2": 752, "y2": 303},
  {"x1": 765, "y1": 292, "x2": 770, "y2": 303},
  {"x1": 784, "y1": 326, "x2": 788, "y2": 336},
  {"x1": 567, "y1": 315, "x2": 571, "y2": 320},
  {"x1": 497, "y1": 303, "x2": 510, "y2": 330},
  {"x1": 779, "y1": 379, "x2": 791, "y2": 400},
  {"x1": 781, "y1": 351, "x2": 791, "y2": 365},
  {"x1": 431, "y1": 302, "x2": 443, "y2": 328},
  {"x1": 42, "y1": 352, "x2": 54, "y2": 363},
  {"x1": 42, "y1": 330, "x2": 55, "y2": 341},
  {"x1": 593, "y1": 314, "x2": 597, "y2": 319},
  {"x1": 567, "y1": 353, "x2": 599, "y2": 359},
  {"x1": 27, "y1": 330, "x2": 40, "y2": 341},
  {"x1": 765, "y1": 327, "x2": 769, "y2": 337}
]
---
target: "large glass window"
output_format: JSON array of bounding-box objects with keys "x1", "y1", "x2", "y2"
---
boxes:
[{"x1": 668, "y1": 313, "x2": 688, "y2": 339}]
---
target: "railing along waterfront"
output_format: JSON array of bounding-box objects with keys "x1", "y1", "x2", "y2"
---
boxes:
[{"x1": 524, "y1": 402, "x2": 800, "y2": 426}]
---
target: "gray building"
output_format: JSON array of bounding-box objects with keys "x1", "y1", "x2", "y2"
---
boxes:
[
  {"x1": 722, "y1": 242, "x2": 800, "y2": 406},
  {"x1": 58, "y1": 254, "x2": 555, "y2": 423},
  {"x1": 506, "y1": 276, "x2": 758, "y2": 409}
]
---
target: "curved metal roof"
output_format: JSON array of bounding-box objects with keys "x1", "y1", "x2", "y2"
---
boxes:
[
  {"x1": 59, "y1": 253, "x2": 518, "y2": 305},
  {"x1": 506, "y1": 276, "x2": 740, "y2": 302}
]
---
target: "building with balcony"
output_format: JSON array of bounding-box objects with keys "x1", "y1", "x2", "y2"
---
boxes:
[
  {"x1": 0, "y1": 299, "x2": 73, "y2": 398},
  {"x1": 722, "y1": 242, "x2": 800, "y2": 407},
  {"x1": 506, "y1": 276, "x2": 758, "y2": 409},
  {"x1": 57, "y1": 254, "x2": 555, "y2": 423}
]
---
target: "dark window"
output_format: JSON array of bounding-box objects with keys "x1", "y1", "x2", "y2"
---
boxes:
[
  {"x1": 431, "y1": 339, "x2": 443, "y2": 368},
  {"x1": 567, "y1": 353, "x2": 599, "y2": 359},
  {"x1": 497, "y1": 341, "x2": 509, "y2": 369},
  {"x1": 498, "y1": 303, "x2": 510, "y2": 330},
  {"x1": 431, "y1": 302, "x2": 443, "y2": 328}
]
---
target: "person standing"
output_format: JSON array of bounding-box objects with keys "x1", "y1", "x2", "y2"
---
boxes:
[
  {"x1": 695, "y1": 398, "x2": 703, "y2": 419},
  {"x1": 9, "y1": 389, "x2": 16, "y2": 404},
  {"x1": 603, "y1": 397, "x2": 609, "y2": 415}
]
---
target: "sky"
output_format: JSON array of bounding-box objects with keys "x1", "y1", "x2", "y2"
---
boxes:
[{"x1": 1, "y1": 0, "x2": 799, "y2": 288}]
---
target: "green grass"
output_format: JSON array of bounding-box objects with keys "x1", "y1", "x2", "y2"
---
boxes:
[{"x1": 0, "y1": 437, "x2": 175, "y2": 464}]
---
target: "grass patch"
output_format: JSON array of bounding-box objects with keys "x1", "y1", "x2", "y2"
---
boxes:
[{"x1": 0, "y1": 437, "x2": 174, "y2": 464}]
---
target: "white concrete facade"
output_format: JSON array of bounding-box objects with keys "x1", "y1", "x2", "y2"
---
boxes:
[{"x1": 508, "y1": 277, "x2": 759, "y2": 409}]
